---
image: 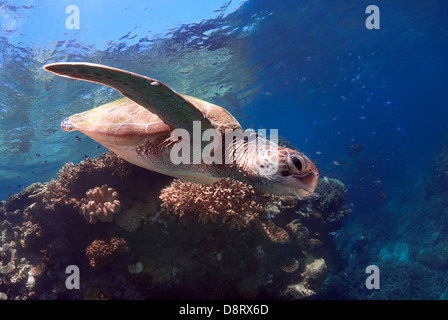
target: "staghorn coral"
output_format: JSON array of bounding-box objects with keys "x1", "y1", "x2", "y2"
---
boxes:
[
  {"x1": 160, "y1": 178, "x2": 270, "y2": 230},
  {"x1": 80, "y1": 185, "x2": 121, "y2": 224},
  {"x1": 85, "y1": 236, "x2": 129, "y2": 269}
]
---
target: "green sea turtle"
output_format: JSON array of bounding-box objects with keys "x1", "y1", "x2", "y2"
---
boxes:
[{"x1": 44, "y1": 63, "x2": 319, "y2": 198}]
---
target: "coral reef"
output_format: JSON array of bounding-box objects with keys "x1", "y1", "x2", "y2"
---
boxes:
[
  {"x1": 85, "y1": 237, "x2": 129, "y2": 269},
  {"x1": 160, "y1": 178, "x2": 269, "y2": 230},
  {"x1": 39, "y1": 152, "x2": 133, "y2": 209},
  {"x1": 319, "y1": 141, "x2": 448, "y2": 299},
  {"x1": 255, "y1": 218, "x2": 290, "y2": 244},
  {"x1": 115, "y1": 201, "x2": 157, "y2": 232},
  {"x1": 0, "y1": 151, "x2": 349, "y2": 300},
  {"x1": 426, "y1": 141, "x2": 448, "y2": 196},
  {"x1": 284, "y1": 256, "x2": 328, "y2": 299},
  {"x1": 80, "y1": 185, "x2": 121, "y2": 224}
]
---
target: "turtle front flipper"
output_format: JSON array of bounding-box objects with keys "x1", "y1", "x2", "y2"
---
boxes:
[{"x1": 44, "y1": 62, "x2": 214, "y2": 133}]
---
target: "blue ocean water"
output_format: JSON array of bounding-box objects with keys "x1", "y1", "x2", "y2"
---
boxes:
[{"x1": 1, "y1": 0, "x2": 448, "y2": 299}]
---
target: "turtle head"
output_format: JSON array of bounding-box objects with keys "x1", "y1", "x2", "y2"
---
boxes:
[{"x1": 254, "y1": 144, "x2": 319, "y2": 199}]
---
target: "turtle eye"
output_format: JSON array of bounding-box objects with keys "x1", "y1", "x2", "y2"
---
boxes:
[{"x1": 291, "y1": 156, "x2": 303, "y2": 172}]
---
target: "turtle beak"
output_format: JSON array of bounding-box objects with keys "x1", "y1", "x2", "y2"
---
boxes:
[
  {"x1": 296, "y1": 170, "x2": 319, "y2": 192},
  {"x1": 292, "y1": 170, "x2": 319, "y2": 199}
]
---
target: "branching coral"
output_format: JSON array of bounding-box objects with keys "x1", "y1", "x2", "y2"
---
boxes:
[
  {"x1": 40, "y1": 152, "x2": 133, "y2": 207},
  {"x1": 80, "y1": 185, "x2": 121, "y2": 224},
  {"x1": 0, "y1": 143, "x2": 351, "y2": 299},
  {"x1": 304, "y1": 178, "x2": 350, "y2": 229},
  {"x1": 311, "y1": 178, "x2": 347, "y2": 214},
  {"x1": 58, "y1": 152, "x2": 134, "y2": 185},
  {"x1": 85, "y1": 236, "x2": 129, "y2": 269},
  {"x1": 160, "y1": 178, "x2": 270, "y2": 230},
  {"x1": 254, "y1": 218, "x2": 290, "y2": 244}
]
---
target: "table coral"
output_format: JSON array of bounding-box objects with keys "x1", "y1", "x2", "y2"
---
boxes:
[{"x1": 80, "y1": 184, "x2": 121, "y2": 224}]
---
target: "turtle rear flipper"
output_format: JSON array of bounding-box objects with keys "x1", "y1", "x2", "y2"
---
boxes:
[{"x1": 44, "y1": 62, "x2": 214, "y2": 133}]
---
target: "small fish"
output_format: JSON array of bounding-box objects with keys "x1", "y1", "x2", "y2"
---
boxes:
[
  {"x1": 315, "y1": 151, "x2": 322, "y2": 155},
  {"x1": 341, "y1": 95, "x2": 347, "y2": 100},
  {"x1": 35, "y1": 153, "x2": 41, "y2": 157},
  {"x1": 360, "y1": 116, "x2": 366, "y2": 119},
  {"x1": 334, "y1": 161, "x2": 341, "y2": 166}
]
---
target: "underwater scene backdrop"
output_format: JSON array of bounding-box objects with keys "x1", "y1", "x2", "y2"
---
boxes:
[{"x1": 0, "y1": 0, "x2": 447, "y2": 300}]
